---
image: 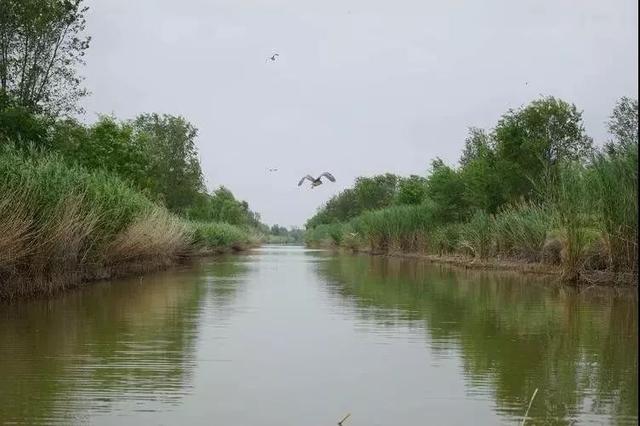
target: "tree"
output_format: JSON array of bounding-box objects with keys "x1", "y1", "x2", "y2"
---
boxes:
[
  {"x1": 426, "y1": 158, "x2": 469, "y2": 222},
  {"x1": 132, "y1": 114, "x2": 204, "y2": 212},
  {"x1": 270, "y1": 225, "x2": 287, "y2": 236},
  {"x1": 0, "y1": 92, "x2": 49, "y2": 147},
  {"x1": 186, "y1": 186, "x2": 263, "y2": 227},
  {"x1": 51, "y1": 116, "x2": 153, "y2": 191},
  {"x1": 493, "y1": 97, "x2": 592, "y2": 202},
  {"x1": 606, "y1": 97, "x2": 638, "y2": 151},
  {"x1": 354, "y1": 173, "x2": 399, "y2": 211},
  {"x1": 460, "y1": 127, "x2": 491, "y2": 167},
  {"x1": 458, "y1": 128, "x2": 505, "y2": 213},
  {"x1": 396, "y1": 175, "x2": 427, "y2": 205},
  {"x1": 0, "y1": 0, "x2": 90, "y2": 116}
]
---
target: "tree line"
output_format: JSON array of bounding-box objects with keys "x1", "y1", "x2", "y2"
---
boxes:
[
  {"x1": 306, "y1": 96, "x2": 638, "y2": 282},
  {"x1": 308, "y1": 96, "x2": 637, "y2": 227},
  {"x1": 0, "y1": 0, "x2": 261, "y2": 228}
]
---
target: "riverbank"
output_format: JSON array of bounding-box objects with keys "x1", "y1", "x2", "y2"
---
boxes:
[
  {"x1": 0, "y1": 150, "x2": 259, "y2": 302},
  {"x1": 303, "y1": 98, "x2": 637, "y2": 287},
  {"x1": 2, "y1": 246, "x2": 636, "y2": 425},
  {"x1": 307, "y1": 243, "x2": 637, "y2": 286}
]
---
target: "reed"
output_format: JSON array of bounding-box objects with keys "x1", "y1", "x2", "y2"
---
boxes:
[{"x1": 0, "y1": 149, "x2": 252, "y2": 300}]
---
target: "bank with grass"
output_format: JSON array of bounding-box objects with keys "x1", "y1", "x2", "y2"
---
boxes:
[
  {"x1": 305, "y1": 97, "x2": 638, "y2": 285},
  {"x1": 0, "y1": 149, "x2": 259, "y2": 301}
]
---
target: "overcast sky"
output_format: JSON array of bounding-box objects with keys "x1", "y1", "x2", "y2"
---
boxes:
[{"x1": 81, "y1": 0, "x2": 638, "y2": 227}]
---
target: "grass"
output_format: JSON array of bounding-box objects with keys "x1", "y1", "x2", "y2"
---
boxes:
[
  {"x1": 493, "y1": 203, "x2": 551, "y2": 262},
  {"x1": 587, "y1": 145, "x2": 638, "y2": 273},
  {"x1": 188, "y1": 221, "x2": 252, "y2": 252},
  {"x1": 458, "y1": 210, "x2": 493, "y2": 260},
  {"x1": 305, "y1": 147, "x2": 638, "y2": 285},
  {"x1": 0, "y1": 149, "x2": 253, "y2": 300}
]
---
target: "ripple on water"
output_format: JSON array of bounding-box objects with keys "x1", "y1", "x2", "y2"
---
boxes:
[{"x1": 0, "y1": 251, "x2": 636, "y2": 425}]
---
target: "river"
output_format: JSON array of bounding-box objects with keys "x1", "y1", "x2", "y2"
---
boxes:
[{"x1": 0, "y1": 246, "x2": 637, "y2": 425}]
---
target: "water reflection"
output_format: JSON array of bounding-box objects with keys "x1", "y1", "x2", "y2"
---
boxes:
[
  {"x1": 0, "y1": 258, "x2": 249, "y2": 424},
  {"x1": 317, "y1": 255, "x2": 638, "y2": 425},
  {"x1": 0, "y1": 248, "x2": 636, "y2": 425}
]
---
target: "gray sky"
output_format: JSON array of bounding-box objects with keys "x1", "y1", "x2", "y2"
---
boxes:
[{"x1": 81, "y1": 0, "x2": 638, "y2": 227}]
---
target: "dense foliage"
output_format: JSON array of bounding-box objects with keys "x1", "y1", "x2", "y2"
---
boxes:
[
  {"x1": 306, "y1": 97, "x2": 638, "y2": 283},
  {"x1": 0, "y1": 0, "x2": 91, "y2": 116},
  {"x1": 0, "y1": 0, "x2": 267, "y2": 298}
]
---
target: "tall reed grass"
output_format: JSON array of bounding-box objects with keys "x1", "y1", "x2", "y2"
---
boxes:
[
  {"x1": 305, "y1": 146, "x2": 637, "y2": 285},
  {"x1": 587, "y1": 145, "x2": 638, "y2": 273},
  {"x1": 0, "y1": 149, "x2": 252, "y2": 300}
]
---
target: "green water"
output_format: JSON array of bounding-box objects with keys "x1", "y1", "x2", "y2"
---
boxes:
[{"x1": 0, "y1": 246, "x2": 637, "y2": 425}]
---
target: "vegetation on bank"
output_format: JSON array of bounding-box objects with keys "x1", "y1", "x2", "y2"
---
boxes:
[
  {"x1": 264, "y1": 225, "x2": 305, "y2": 244},
  {"x1": 0, "y1": 0, "x2": 265, "y2": 300},
  {"x1": 306, "y1": 97, "x2": 638, "y2": 284},
  {"x1": 0, "y1": 148, "x2": 257, "y2": 300}
]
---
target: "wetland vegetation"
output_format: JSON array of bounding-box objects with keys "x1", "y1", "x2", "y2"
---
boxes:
[
  {"x1": 305, "y1": 97, "x2": 638, "y2": 285},
  {"x1": 0, "y1": 0, "x2": 265, "y2": 300}
]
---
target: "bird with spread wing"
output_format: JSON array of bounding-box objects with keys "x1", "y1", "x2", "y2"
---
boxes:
[{"x1": 298, "y1": 172, "x2": 336, "y2": 188}]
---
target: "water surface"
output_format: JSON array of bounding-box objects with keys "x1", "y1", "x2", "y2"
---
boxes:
[{"x1": 1, "y1": 246, "x2": 637, "y2": 425}]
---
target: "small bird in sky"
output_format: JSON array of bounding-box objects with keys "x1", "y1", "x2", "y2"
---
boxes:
[
  {"x1": 266, "y1": 53, "x2": 279, "y2": 62},
  {"x1": 268, "y1": 168, "x2": 278, "y2": 172},
  {"x1": 298, "y1": 172, "x2": 336, "y2": 188}
]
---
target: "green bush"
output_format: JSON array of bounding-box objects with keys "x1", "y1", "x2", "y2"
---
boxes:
[{"x1": 188, "y1": 221, "x2": 250, "y2": 250}]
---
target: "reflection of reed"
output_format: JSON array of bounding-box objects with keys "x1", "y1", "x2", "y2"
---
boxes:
[
  {"x1": 0, "y1": 258, "x2": 249, "y2": 424},
  {"x1": 317, "y1": 254, "x2": 638, "y2": 424}
]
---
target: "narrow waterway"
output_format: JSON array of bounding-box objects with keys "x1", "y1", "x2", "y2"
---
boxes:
[{"x1": 0, "y1": 246, "x2": 637, "y2": 425}]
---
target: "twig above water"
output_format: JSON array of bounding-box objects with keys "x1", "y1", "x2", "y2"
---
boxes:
[{"x1": 521, "y1": 388, "x2": 539, "y2": 426}]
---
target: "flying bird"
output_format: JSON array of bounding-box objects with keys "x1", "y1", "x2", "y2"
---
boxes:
[
  {"x1": 266, "y1": 53, "x2": 279, "y2": 62},
  {"x1": 298, "y1": 172, "x2": 336, "y2": 188},
  {"x1": 268, "y1": 168, "x2": 278, "y2": 172}
]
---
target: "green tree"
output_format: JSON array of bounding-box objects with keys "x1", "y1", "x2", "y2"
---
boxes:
[
  {"x1": 132, "y1": 114, "x2": 204, "y2": 212},
  {"x1": 0, "y1": 0, "x2": 90, "y2": 116},
  {"x1": 606, "y1": 97, "x2": 638, "y2": 152},
  {"x1": 493, "y1": 97, "x2": 592, "y2": 202},
  {"x1": 354, "y1": 173, "x2": 399, "y2": 211},
  {"x1": 270, "y1": 225, "x2": 287, "y2": 236},
  {"x1": 426, "y1": 158, "x2": 468, "y2": 222},
  {"x1": 459, "y1": 127, "x2": 491, "y2": 167},
  {"x1": 396, "y1": 175, "x2": 427, "y2": 205},
  {"x1": 187, "y1": 186, "x2": 262, "y2": 227},
  {"x1": 51, "y1": 116, "x2": 151, "y2": 191},
  {"x1": 458, "y1": 128, "x2": 505, "y2": 213},
  {"x1": 0, "y1": 92, "x2": 49, "y2": 148}
]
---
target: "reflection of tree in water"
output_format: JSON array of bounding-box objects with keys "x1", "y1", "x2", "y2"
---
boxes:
[
  {"x1": 0, "y1": 258, "x2": 249, "y2": 424},
  {"x1": 201, "y1": 256, "x2": 251, "y2": 308},
  {"x1": 317, "y1": 255, "x2": 638, "y2": 425}
]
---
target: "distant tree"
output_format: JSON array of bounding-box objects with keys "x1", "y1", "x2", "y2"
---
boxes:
[
  {"x1": 132, "y1": 114, "x2": 204, "y2": 212},
  {"x1": 306, "y1": 173, "x2": 400, "y2": 227},
  {"x1": 0, "y1": 92, "x2": 49, "y2": 148},
  {"x1": 458, "y1": 128, "x2": 504, "y2": 213},
  {"x1": 288, "y1": 227, "x2": 304, "y2": 243},
  {"x1": 326, "y1": 189, "x2": 360, "y2": 221},
  {"x1": 426, "y1": 158, "x2": 469, "y2": 222},
  {"x1": 186, "y1": 186, "x2": 263, "y2": 227},
  {"x1": 270, "y1": 224, "x2": 285, "y2": 236},
  {"x1": 51, "y1": 116, "x2": 154, "y2": 191},
  {"x1": 396, "y1": 175, "x2": 427, "y2": 205},
  {"x1": 208, "y1": 187, "x2": 245, "y2": 225},
  {"x1": 0, "y1": 0, "x2": 91, "y2": 116},
  {"x1": 493, "y1": 97, "x2": 592, "y2": 202},
  {"x1": 606, "y1": 97, "x2": 638, "y2": 151},
  {"x1": 354, "y1": 173, "x2": 399, "y2": 211},
  {"x1": 459, "y1": 127, "x2": 491, "y2": 167}
]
